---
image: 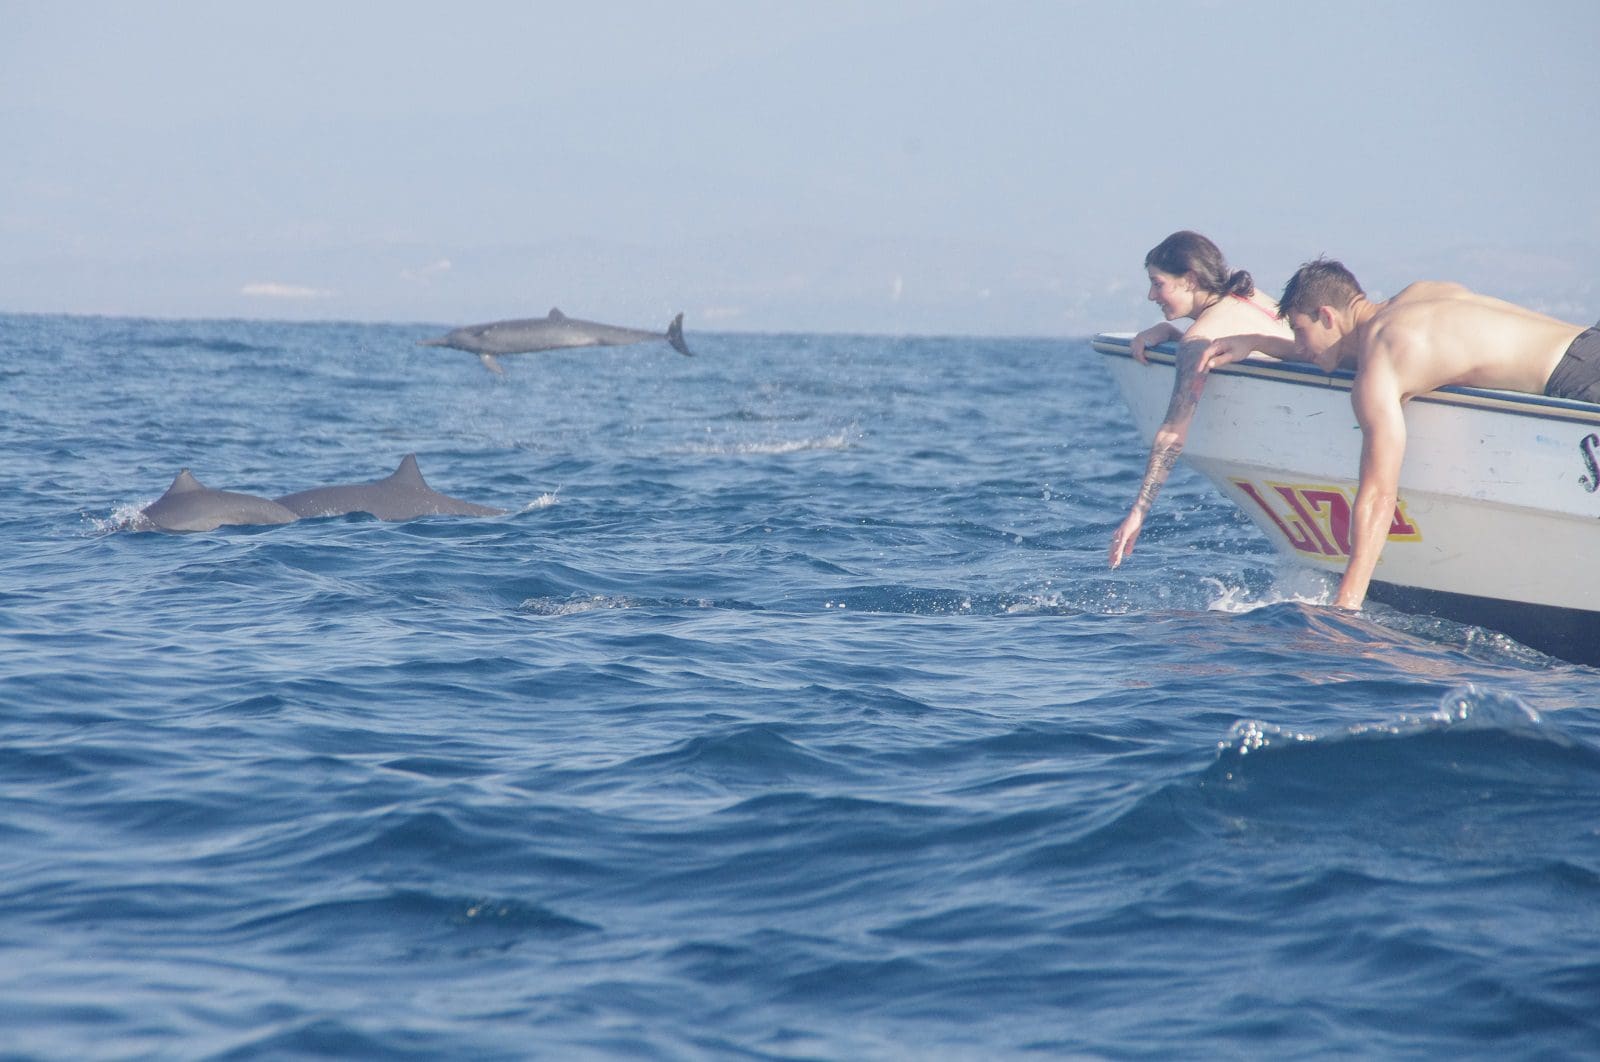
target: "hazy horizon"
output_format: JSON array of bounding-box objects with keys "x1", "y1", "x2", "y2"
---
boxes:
[{"x1": 6, "y1": 1, "x2": 1596, "y2": 336}]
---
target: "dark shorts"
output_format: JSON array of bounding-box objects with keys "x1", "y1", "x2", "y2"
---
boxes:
[{"x1": 1545, "y1": 321, "x2": 1600, "y2": 403}]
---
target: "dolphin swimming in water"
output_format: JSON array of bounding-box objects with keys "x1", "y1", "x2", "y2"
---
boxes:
[
  {"x1": 136, "y1": 470, "x2": 300, "y2": 533},
  {"x1": 418, "y1": 308, "x2": 692, "y2": 374},
  {"x1": 274, "y1": 454, "x2": 507, "y2": 520}
]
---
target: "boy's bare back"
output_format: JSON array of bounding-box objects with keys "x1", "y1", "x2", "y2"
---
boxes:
[{"x1": 1366, "y1": 283, "x2": 1584, "y2": 396}]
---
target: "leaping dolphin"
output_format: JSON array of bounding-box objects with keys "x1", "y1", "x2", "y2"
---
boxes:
[
  {"x1": 274, "y1": 454, "x2": 507, "y2": 520},
  {"x1": 418, "y1": 308, "x2": 692, "y2": 374},
  {"x1": 136, "y1": 470, "x2": 300, "y2": 533}
]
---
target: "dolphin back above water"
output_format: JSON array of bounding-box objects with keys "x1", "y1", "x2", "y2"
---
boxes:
[
  {"x1": 274, "y1": 454, "x2": 507, "y2": 520},
  {"x1": 134, "y1": 456, "x2": 505, "y2": 532},
  {"x1": 418, "y1": 308, "x2": 692, "y2": 374},
  {"x1": 136, "y1": 470, "x2": 300, "y2": 533}
]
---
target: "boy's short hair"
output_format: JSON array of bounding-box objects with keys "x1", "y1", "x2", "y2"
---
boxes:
[{"x1": 1279, "y1": 258, "x2": 1365, "y2": 319}]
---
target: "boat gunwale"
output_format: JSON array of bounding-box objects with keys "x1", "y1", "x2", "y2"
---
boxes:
[{"x1": 1091, "y1": 332, "x2": 1600, "y2": 428}]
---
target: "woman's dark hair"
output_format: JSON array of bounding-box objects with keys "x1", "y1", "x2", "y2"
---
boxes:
[{"x1": 1144, "y1": 230, "x2": 1254, "y2": 298}]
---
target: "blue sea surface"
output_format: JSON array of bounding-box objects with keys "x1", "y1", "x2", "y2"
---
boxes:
[{"x1": 2, "y1": 312, "x2": 1598, "y2": 1059}]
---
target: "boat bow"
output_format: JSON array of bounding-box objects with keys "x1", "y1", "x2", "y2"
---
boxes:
[{"x1": 1094, "y1": 332, "x2": 1600, "y2": 661}]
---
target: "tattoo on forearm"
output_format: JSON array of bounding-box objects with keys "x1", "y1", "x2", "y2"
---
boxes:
[
  {"x1": 1133, "y1": 444, "x2": 1182, "y2": 512},
  {"x1": 1133, "y1": 347, "x2": 1203, "y2": 515}
]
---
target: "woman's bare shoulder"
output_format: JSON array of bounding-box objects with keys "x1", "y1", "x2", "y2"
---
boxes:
[{"x1": 1187, "y1": 296, "x2": 1291, "y2": 342}]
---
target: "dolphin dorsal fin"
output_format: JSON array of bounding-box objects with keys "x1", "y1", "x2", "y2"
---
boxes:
[
  {"x1": 169, "y1": 469, "x2": 204, "y2": 494},
  {"x1": 389, "y1": 453, "x2": 427, "y2": 488},
  {"x1": 547, "y1": 308, "x2": 567, "y2": 321}
]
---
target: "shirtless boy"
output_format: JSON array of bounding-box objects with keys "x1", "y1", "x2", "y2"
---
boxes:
[{"x1": 1199, "y1": 258, "x2": 1598, "y2": 611}]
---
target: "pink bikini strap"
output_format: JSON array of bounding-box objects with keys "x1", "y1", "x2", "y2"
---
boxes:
[{"x1": 1232, "y1": 293, "x2": 1281, "y2": 321}]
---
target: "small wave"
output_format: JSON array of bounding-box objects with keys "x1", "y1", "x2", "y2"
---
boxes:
[
  {"x1": 1000, "y1": 589, "x2": 1087, "y2": 615},
  {"x1": 520, "y1": 492, "x2": 559, "y2": 512},
  {"x1": 1204, "y1": 568, "x2": 1333, "y2": 613},
  {"x1": 227, "y1": 889, "x2": 599, "y2": 949},
  {"x1": 518, "y1": 594, "x2": 638, "y2": 616},
  {"x1": 1206, "y1": 685, "x2": 1599, "y2": 809},
  {"x1": 1192, "y1": 685, "x2": 1600, "y2": 865},
  {"x1": 817, "y1": 586, "x2": 999, "y2": 616},
  {"x1": 622, "y1": 725, "x2": 862, "y2": 788},
  {"x1": 1366, "y1": 607, "x2": 1560, "y2": 667},
  {"x1": 676, "y1": 430, "x2": 855, "y2": 456},
  {"x1": 812, "y1": 586, "x2": 1088, "y2": 617},
  {"x1": 134, "y1": 335, "x2": 277, "y2": 356},
  {"x1": 1218, "y1": 685, "x2": 1558, "y2": 763},
  {"x1": 517, "y1": 594, "x2": 760, "y2": 617},
  {"x1": 207, "y1": 1016, "x2": 436, "y2": 1060},
  {"x1": 1203, "y1": 571, "x2": 1566, "y2": 666}
]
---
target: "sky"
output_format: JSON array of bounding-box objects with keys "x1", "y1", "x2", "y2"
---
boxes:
[{"x1": 3, "y1": 0, "x2": 1597, "y2": 335}]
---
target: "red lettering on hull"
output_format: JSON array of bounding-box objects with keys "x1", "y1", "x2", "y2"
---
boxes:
[{"x1": 1231, "y1": 479, "x2": 1420, "y2": 558}]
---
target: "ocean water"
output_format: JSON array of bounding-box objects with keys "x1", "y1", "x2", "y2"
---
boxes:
[{"x1": 2, "y1": 311, "x2": 1598, "y2": 1060}]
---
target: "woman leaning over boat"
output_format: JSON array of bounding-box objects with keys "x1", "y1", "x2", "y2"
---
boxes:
[{"x1": 1108, "y1": 231, "x2": 1293, "y2": 568}]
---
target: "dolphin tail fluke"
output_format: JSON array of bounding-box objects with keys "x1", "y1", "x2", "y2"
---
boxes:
[
  {"x1": 479, "y1": 354, "x2": 505, "y2": 375},
  {"x1": 666, "y1": 313, "x2": 692, "y2": 356}
]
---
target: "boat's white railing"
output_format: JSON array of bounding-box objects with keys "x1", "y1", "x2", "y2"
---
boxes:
[{"x1": 1092, "y1": 332, "x2": 1600, "y2": 427}]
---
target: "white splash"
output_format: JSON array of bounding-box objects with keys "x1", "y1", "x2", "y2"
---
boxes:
[
  {"x1": 521, "y1": 493, "x2": 559, "y2": 512},
  {"x1": 1204, "y1": 569, "x2": 1334, "y2": 614},
  {"x1": 85, "y1": 503, "x2": 152, "y2": 535}
]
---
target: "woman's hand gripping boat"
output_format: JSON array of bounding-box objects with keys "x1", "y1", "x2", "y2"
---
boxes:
[{"x1": 1094, "y1": 332, "x2": 1600, "y2": 665}]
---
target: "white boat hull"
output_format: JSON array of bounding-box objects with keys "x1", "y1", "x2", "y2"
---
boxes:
[{"x1": 1094, "y1": 333, "x2": 1600, "y2": 661}]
